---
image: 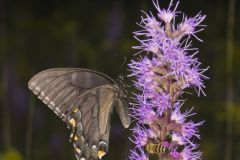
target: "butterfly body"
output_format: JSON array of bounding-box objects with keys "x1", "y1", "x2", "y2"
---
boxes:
[{"x1": 28, "y1": 68, "x2": 130, "y2": 160}]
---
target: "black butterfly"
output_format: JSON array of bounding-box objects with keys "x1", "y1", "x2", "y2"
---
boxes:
[{"x1": 28, "y1": 68, "x2": 131, "y2": 160}]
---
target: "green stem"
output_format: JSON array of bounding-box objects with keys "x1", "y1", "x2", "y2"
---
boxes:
[
  {"x1": 0, "y1": 0, "x2": 10, "y2": 152},
  {"x1": 1, "y1": 66, "x2": 11, "y2": 151},
  {"x1": 25, "y1": 82, "x2": 35, "y2": 160},
  {"x1": 225, "y1": 0, "x2": 236, "y2": 159}
]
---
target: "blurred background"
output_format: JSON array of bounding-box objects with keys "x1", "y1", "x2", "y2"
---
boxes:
[{"x1": 0, "y1": 0, "x2": 239, "y2": 160}]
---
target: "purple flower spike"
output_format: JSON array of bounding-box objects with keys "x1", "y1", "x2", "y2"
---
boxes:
[{"x1": 129, "y1": 1, "x2": 208, "y2": 160}]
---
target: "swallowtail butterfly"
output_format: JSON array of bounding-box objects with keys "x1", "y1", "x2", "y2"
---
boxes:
[{"x1": 28, "y1": 68, "x2": 131, "y2": 160}]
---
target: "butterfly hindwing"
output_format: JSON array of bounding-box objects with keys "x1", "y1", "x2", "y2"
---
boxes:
[{"x1": 68, "y1": 85, "x2": 116, "y2": 160}]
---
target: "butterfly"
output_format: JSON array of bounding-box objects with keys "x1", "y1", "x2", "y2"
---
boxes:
[{"x1": 28, "y1": 68, "x2": 131, "y2": 160}]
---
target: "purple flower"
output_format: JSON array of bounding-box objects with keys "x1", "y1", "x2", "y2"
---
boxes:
[
  {"x1": 129, "y1": 148, "x2": 148, "y2": 160},
  {"x1": 179, "y1": 12, "x2": 206, "y2": 41},
  {"x1": 172, "y1": 132, "x2": 185, "y2": 145},
  {"x1": 131, "y1": 125, "x2": 148, "y2": 147},
  {"x1": 154, "y1": 0, "x2": 179, "y2": 23},
  {"x1": 180, "y1": 145, "x2": 202, "y2": 160},
  {"x1": 181, "y1": 121, "x2": 204, "y2": 140},
  {"x1": 170, "y1": 145, "x2": 202, "y2": 160},
  {"x1": 129, "y1": 0, "x2": 208, "y2": 160},
  {"x1": 170, "y1": 103, "x2": 195, "y2": 124}
]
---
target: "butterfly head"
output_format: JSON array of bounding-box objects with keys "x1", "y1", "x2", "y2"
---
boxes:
[{"x1": 115, "y1": 75, "x2": 129, "y2": 98}]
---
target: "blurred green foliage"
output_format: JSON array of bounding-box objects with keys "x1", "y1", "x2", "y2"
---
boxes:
[{"x1": 0, "y1": 150, "x2": 23, "y2": 160}]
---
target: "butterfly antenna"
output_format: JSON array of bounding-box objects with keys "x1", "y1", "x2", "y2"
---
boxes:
[{"x1": 118, "y1": 56, "x2": 127, "y2": 72}]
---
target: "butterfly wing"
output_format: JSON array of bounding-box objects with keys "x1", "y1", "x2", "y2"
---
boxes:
[
  {"x1": 28, "y1": 68, "x2": 117, "y2": 160},
  {"x1": 69, "y1": 84, "x2": 117, "y2": 160},
  {"x1": 28, "y1": 68, "x2": 114, "y2": 115}
]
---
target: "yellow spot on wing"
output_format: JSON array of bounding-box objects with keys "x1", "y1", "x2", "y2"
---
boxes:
[
  {"x1": 73, "y1": 107, "x2": 79, "y2": 113},
  {"x1": 74, "y1": 136, "x2": 78, "y2": 141},
  {"x1": 98, "y1": 150, "x2": 106, "y2": 159},
  {"x1": 75, "y1": 147, "x2": 81, "y2": 154},
  {"x1": 69, "y1": 118, "x2": 76, "y2": 127}
]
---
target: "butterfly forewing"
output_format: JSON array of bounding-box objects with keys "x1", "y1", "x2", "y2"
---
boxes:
[
  {"x1": 28, "y1": 68, "x2": 130, "y2": 160},
  {"x1": 28, "y1": 68, "x2": 113, "y2": 113}
]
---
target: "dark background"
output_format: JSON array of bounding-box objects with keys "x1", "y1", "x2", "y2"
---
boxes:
[{"x1": 0, "y1": 0, "x2": 240, "y2": 160}]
